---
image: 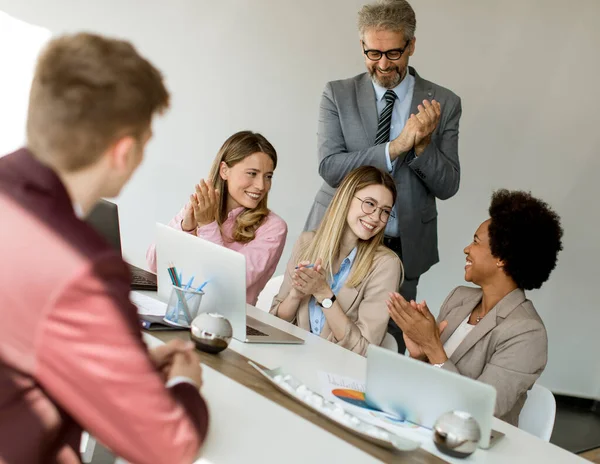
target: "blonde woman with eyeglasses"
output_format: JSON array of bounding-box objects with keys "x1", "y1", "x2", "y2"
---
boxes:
[{"x1": 271, "y1": 166, "x2": 403, "y2": 355}]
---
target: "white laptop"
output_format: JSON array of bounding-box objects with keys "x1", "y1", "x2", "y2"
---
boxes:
[
  {"x1": 155, "y1": 223, "x2": 303, "y2": 344},
  {"x1": 365, "y1": 345, "x2": 502, "y2": 449}
]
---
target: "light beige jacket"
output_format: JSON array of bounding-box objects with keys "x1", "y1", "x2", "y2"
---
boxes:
[
  {"x1": 438, "y1": 286, "x2": 548, "y2": 426},
  {"x1": 270, "y1": 232, "x2": 401, "y2": 356}
]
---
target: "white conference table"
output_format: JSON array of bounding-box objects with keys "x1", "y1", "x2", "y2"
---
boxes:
[{"x1": 139, "y1": 295, "x2": 585, "y2": 464}]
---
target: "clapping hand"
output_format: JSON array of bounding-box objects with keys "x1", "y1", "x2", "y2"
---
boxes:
[
  {"x1": 389, "y1": 99, "x2": 441, "y2": 158},
  {"x1": 181, "y1": 179, "x2": 219, "y2": 231},
  {"x1": 412, "y1": 99, "x2": 441, "y2": 155},
  {"x1": 390, "y1": 120, "x2": 418, "y2": 156},
  {"x1": 386, "y1": 293, "x2": 447, "y2": 358},
  {"x1": 292, "y1": 258, "x2": 331, "y2": 299}
]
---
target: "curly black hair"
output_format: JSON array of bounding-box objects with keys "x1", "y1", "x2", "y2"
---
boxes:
[{"x1": 487, "y1": 189, "x2": 563, "y2": 290}]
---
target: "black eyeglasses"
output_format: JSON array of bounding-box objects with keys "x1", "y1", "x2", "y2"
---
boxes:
[
  {"x1": 362, "y1": 40, "x2": 411, "y2": 61},
  {"x1": 354, "y1": 196, "x2": 395, "y2": 223}
]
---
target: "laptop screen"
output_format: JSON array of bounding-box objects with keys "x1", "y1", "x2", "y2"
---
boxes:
[{"x1": 85, "y1": 199, "x2": 123, "y2": 257}]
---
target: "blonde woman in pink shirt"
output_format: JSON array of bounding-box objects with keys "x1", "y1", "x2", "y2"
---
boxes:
[{"x1": 147, "y1": 131, "x2": 287, "y2": 305}]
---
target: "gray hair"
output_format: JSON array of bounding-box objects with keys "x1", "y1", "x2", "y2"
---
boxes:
[{"x1": 358, "y1": 0, "x2": 417, "y2": 42}]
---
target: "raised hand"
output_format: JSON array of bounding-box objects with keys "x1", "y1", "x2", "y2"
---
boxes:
[
  {"x1": 192, "y1": 179, "x2": 220, "y2": 228},
  {"x1": 412, "y1": 99, "x2": 441, "y2": 155},
  {"x1": 389, "y1": 119, "x2": 418, "y2": 159},
  {"x1": 292, "y1": 258, "x2": 331, "y2": 300},
  {"x1": 400, "y1": 299, "x2": 448, "y2": 359},
  {"x1": 387, "y1": 292, "x2": 445, "y2": 352},
  {"x1": 290, "y1": 260, "x2": 312, "y2": 298},
  {"x1": 181, "y1": 179, "x2": 220, "y2": 231},
  {"x1": 401, "y1": 300, "x2": 426, "y2": 358},
  {"x1": 181, "y1": 196, "x2": 198, "y2": 232}
]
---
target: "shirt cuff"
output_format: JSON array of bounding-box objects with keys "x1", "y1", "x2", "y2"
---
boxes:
[
  {"x1": 385, "y1": 143, "x2": 394, "y2": 172},
  {"x1": 166, "y1": 376, "x2": 199, "y2": 389},
  {"x1": 179, "y1": 220, "x2": 197, "y2": 234}
]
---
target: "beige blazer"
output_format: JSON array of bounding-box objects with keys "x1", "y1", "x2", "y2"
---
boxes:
[
  {"x1": 270, "y1": 232, "x2": 401, "y2": 356},
  {"x1": 438, "y1": 286, "x2": 548, "y2": 426}
]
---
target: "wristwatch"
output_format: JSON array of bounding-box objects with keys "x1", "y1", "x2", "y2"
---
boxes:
[{"x1": 317, "y1": 294, "x2": 336, "y2": 309}]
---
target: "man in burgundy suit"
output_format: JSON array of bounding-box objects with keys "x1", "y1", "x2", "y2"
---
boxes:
[{"x1": 0, "y1": 33, "x2": 209, "y2": 463}]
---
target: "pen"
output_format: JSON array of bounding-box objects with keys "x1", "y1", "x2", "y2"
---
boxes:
[
  {"x1": 295, "y1": 264, "x2": 315, "y2": 269},
  {"x1": 184, "y1": 275, "x2": 195, "y2": 290},
  {"x1": 195, "y1": 280, "x2": 209, "y2": 292},
  {"x1": 186, "y1": 280, "x2": 207, "y2": 301},
  {"x1": 167, "y1": 266, "x2": 192, "y2": 323}
]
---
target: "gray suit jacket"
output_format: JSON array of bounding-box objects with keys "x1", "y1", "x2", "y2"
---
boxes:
[
  {"x1": 438, "y1": 286, "x2": 548, "y2": 426},
  {"x1": 305, "y1": 67, "x2": 461, "y2": 279}
]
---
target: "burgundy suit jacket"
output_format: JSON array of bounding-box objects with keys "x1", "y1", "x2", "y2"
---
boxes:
[{"x1": 0, "y1": 149, "x2": 209, "y2": 464}]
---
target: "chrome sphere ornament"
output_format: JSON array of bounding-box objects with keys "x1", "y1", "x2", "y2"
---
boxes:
[
  {"x1": 433, "y1": 410, "x2": 481, "y2": 458},
  {"x1": 190, "y1": 312, "x2": 233, "y2": 354}
]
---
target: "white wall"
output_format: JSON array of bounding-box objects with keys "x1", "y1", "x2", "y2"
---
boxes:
[
  {"x1": 1, "y1": 0, "x2": 599, "y2": 399},
  {"x1": 0, "y1": 11, "x2": 50, "y2": 154}
]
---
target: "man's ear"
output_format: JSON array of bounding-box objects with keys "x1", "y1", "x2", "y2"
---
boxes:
[
  {"x1": 108, "y1": 136, "x2": 136, "y2": 170},
  {"x1": 408, "y1": 36, "x2": 416, "y2": 57}
]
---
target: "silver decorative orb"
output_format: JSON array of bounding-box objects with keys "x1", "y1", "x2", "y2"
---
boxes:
[
  {"x1": 433, "y1": 410, "x2": 481, "y2": 458},
  {"x1": 190, "y1": 312, "x2": 233, "y2": 354}
]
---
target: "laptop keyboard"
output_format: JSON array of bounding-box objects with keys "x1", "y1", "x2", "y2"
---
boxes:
[
  {"x1": 246, "y1": 325, "x2": 268, "y2": 337},
  {"x1": 131, "y1": 273, "x2": 157, "y2": 286},
  {"x1": 128, "y1": 264, "x2": 157, "y2": 290}
]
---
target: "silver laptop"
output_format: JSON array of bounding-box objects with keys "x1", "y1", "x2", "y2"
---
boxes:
[
  {"x1": 155, "y1": 223, "x2": 303, "y2": 344},
  {"x1": 365, "y1": 345, "x2": 503, "y2": 449}
]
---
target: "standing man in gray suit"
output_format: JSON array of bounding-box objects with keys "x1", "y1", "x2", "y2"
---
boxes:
[{"x1": 304, "y1": 0, "x2": 462, "y2": 352}]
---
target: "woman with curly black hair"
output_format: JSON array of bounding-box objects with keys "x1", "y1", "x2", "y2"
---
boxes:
[{"x1": 386, "y1": 189, "x2": 563, "y2": 426}]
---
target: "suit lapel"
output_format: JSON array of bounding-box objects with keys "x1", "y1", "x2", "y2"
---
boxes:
[
  {"x1": 449, "y1": 308, "x2": 498, "y2": 364},
  {"x1": 320, "y1": 285, "x2": 359, "y2": 340},
  {"x1": 440, "y1": 292, "x2": 481, "y2": 345},
  {"x1": 495, "y1": 288, "x2": 527, "y2": 318},
  {"x1": 356, "y1": 73, "x2": 379, "y2": 144},
  {"x1": 449, "y1": 288, "x2": 527, "y2": 364},
  {"x1": 409, "y1": 67, "x2": 435, "y2": 116}
]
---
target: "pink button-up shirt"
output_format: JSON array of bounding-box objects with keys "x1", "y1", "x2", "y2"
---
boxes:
[{"x1": 147, "y1": 206, "x2": 287, "y2": 305}]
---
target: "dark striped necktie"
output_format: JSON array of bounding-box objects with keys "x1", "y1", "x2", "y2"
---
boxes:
[{"x1": 375, "y1": 90, "x2": 397, "y2": 145}]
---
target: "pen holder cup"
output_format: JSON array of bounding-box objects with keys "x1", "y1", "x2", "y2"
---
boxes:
[{"x1": 163, "y1": 286, "x2": 204, "y2": 328}]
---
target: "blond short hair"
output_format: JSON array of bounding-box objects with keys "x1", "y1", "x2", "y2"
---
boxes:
[{"x1": 27, "y1": 32, "x2": 170, "y2": 172}]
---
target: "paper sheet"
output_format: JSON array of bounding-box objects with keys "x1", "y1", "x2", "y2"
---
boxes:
[
  {"x1": 317, "y1": 370, "x2": 431, "y2": 443},
  {"x1": 130, "y1": 291, "x2": 167, "y2": 316},
  {"x1": 318, "y1": 371, "x2": 365, "y2": 399}
]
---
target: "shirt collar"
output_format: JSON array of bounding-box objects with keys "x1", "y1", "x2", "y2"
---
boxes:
[
  {"x1": 343, "y1": 247, "x2": 358, "y2": 267},
  {"x1": 372, "y1": 72, "x2": 411, "y2": 103},
  {"x1": 73, "y1": 203, "x2": 85, "y2": 219}
]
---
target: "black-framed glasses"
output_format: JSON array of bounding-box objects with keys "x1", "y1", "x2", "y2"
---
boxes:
[
  {"x1": 362, "y1": 40, "x2": 411, "y2": 61},
  {"x1": 354, "y1": 196, "x2": 395, "y2": 223}
]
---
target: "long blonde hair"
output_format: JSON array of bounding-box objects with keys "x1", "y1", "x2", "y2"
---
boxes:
[
  {"x1": 300, "y1": 166, "x2": 403, "y2": 288},
  {"x1": 208, "y1": 131, "x2": 277, "y2": 243}
]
